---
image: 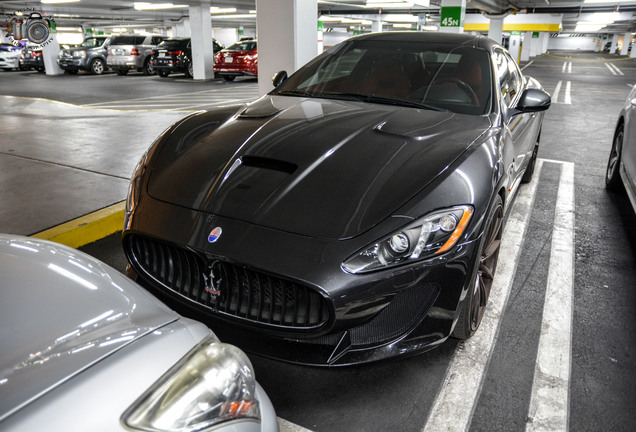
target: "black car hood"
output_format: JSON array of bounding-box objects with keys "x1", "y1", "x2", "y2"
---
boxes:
[{"x1": 147, "y1": 96, "x2": 490, "y2": 239}]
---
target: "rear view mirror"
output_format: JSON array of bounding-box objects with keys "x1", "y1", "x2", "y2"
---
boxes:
[
  {"x1": 272, "y1": 70, "x2": 288, "y2": 88},
  {"x1": 508, "y1": 88, "x2": 551, "y2": 120}
]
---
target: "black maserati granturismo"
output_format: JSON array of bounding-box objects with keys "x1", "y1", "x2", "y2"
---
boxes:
[{"x1": 122, "y1": 32, "x2": 550, "y2": 366}]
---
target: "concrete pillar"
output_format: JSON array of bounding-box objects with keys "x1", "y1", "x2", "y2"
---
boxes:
[
  {"x1": 509, "y1": 33, "x2": 522, "y2": 64},
  {"x1": 42, "y1": 38, "x2": 63, "y2": 75},
  {"x1": 173, "y1": 20, "x2": 191, "y2": 38},
  {"x1": 611, "y1": 34, "x2": 620, "y2": 54},
  {"x1": 620, "y1": 32, "x2": 630, "y2": 55},
  {"x1": 520, "y1": 32, "x2": 531, "y2": 62},
  {"x1": 439, "y1": 0, "x2": 466, "y2": 34},
  {"x1": 487, "y1": 17, "x2": 503, "y2": 44},
  {"x1": 541, "y1": 32, "x2": 549, "y2": 54},
  {"x1": 529, "y1": 32, "x2": 542, "y2": 57},
  {"x1": 372, "y1": 17, "x2": 382, "y2": 33},
  {"x1": 256, "y1": 0, "x2": 318, "y2": 96},
  {"x1": 188, "y1": 2, "x2": 214, "y2": 80}
]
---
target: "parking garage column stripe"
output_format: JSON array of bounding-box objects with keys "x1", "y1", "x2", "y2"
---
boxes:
[
  {"x1": 422, "y1": 160, "x2": 544, "y2": 432},
  {"x1": 526, "y1": 161, "x2": 575, "y2": 432}
]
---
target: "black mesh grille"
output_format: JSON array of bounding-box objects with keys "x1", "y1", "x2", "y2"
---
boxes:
[
  {"x1": 349, "y1": 283, "x2": 440, "y2": 347},
  {"x1": 127, "y1": 235, "x2": 330, "y2": 330}
]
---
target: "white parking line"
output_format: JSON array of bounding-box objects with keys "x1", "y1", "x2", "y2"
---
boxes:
[
  {"x1": 422, "y1": 160, "x2": 545, "y2": 432},
  {"x1": 552, "y1": 81, "x2": 572, "y2": 105},
  {"x1": 605, "y1": 62, "x2": 624, "y2": 75},
  {"x1": 278, "y1": 418, "x2": 314, "y2": 432},
  {"x1": 561, "y1": 61, "x2": 572, "y2": 73},
  {"x1": 526, "y1": 161, "x2": 575, "y2": 432}
]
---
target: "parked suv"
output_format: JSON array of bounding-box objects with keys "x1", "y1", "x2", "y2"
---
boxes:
[
  {"x1": 151, "y1": 38, "x2": 223, "y2": 78},
  {"x1": 214, "y1": 40, "x2": 257, "y2": 81},
  {"x1": 107, "y1": 34, "x2": 166, "y2": 75},
  {"x1": 57, "y1": 36, "x2": 111, "y2": 75},
  {"x1": 20, "y1": 44, "x2": 44, "y2": 72}
]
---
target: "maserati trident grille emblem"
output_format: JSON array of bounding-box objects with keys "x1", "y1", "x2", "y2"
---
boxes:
[{"x1": 204, "y1": 262, "x2": 222, "y2": 300}]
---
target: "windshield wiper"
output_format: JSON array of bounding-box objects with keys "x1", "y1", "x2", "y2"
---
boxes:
[
  {"x1": 317, "y1": 92, "x2": 446, "y2": 111},
  {"x1": 275, "y1": 89, "x2": 316, "y2": 97}
]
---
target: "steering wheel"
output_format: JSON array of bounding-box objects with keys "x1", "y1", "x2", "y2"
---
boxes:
[{"x1": 430, "y1": 77, "x2": 479, "y2": 105}]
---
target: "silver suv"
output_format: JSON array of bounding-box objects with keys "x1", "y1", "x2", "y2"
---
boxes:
[
  {"x1": 58, "y1": 36, "x2": 111, "y2": 75},
  {"x1": 107, "y1": 34, "x2": 166, "y2": 75}
]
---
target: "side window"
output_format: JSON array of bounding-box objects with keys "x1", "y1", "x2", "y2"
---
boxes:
[
  {"x1": 493, "y1": 49, "x2": 522, "y2": 108},
  {"x1": 152, "y1": 37, "x2": 163, "y2": 45}
]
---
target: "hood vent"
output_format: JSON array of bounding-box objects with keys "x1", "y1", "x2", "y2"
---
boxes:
[{"x1": 241, "y1": 156, "x2": 297, "y2": 174}]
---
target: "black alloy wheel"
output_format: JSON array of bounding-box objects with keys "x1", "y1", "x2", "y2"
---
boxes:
[
  {"x1": 90, "y1": 58, "x2": 105, "y2": 75},
  {"x1": 452, "y1": 194, "x2": 504, "y2": 340},
  {"x1": 522, "y1": 131, "x2": 541, "y2": 183},
  {"x1": 606, "y1": 124, "x2": 624, "y2": 191}
]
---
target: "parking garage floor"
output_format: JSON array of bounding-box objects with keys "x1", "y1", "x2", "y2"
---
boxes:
[{"x1": 1, "y1": 55, "x2": 635, "y2": 432}]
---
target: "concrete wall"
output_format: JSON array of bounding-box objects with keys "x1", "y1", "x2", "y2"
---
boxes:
[{"x1": 547, "y1": 34, "x2": 600, "y2": 51}]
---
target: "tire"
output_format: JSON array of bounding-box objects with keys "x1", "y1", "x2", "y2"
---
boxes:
[
  {"x1": 521, "y1": 132, "x2": 540, "y2": 184},
  {"x1": 90, "y1": 58, "x2": 105, "y2": 75},
  {"x1": 65, "y1": 69, "x2": 78, "y2": 75},
  {"x1": 184, "y1": 59, "x2": 193, "y2": 78},
  {"x1": 157, "y1": 70, "x2": 169, "y2": 77},
  {"x1": 115, "y1": 68, "x2": 129, "y2": 76},
  {"x1": 606, "y1": 124, "x2": 624, "y2": 191},
  {"x1": 143, "y1": 59, "x2": 154, "y2": 75},
  {"x1": 223, "y1": 75, "x2": 236, "y2": 81},
  {"x1": 452, "y1": 194, "x2": 504, "y2": 340}
]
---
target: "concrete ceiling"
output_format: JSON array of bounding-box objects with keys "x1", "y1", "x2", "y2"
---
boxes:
[{"x1": 0, "y1": 0, "x2": 635, "y2": 35}]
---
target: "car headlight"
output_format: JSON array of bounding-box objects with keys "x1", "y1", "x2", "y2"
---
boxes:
[
  {"x1": 342, "y1": 205, "x2": 473, "y2": 274},
  {"x1": 72, "y1": 50, "x2": 85, "y2": 58},
  {"x1": 121, "y1": 336, "x2": 260, "y2": 432},
  {"x1": 126, "y1": 151, "x2": 148, "y2": 214}
]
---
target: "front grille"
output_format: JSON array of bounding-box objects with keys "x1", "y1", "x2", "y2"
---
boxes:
[{"x1": 127, "y1": 235, "x2": 330, "y2": 330}]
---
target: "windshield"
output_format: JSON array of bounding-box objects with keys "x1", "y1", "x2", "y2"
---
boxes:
[
  {"x1": 273, "y1": 39, "x2": 492, "y2": 115},
  {"x1": 80, "y1": 38, "x2": 105, "y2": 48},
  {"x1": 226, "y1": 41, "x2": 256, "y2": 51},
  {"x1": 157, "y1": 39, "x2": 188, "y2": 49},
  {"x1": 110, "y1": 36, "x2": 145, "y2": 45}
]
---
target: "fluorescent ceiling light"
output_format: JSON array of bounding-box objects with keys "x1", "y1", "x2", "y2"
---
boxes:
[
  {"x1": 56, "y1": 27, "x2": 82, "y2": 32},
  {"x1": 133, "y1": 2, "x2": 187, "y2": 10},
  {"x1": 211, "y1": 14, "x2": 257, "y2": 20},
  {"x1": 393, "y1": 23, "x2": 413, "y2": 28},
  {"x1": 421, "y1": 25, "x2": 438, "y2": 31},
  {"x1": 385, "y1": 14, "x2": 419, "y2": 22},
  {"x1": 41, "y1": 0, "x2": 80, "y2": 4},
  {"x1": 584, "y1": 0, "x2": 633, "y2": 3},
  {"x1": 574, "y1": 24, "x2": 605, "y2": 32},
  {"x1": 210, "y1": 7, "x2": 237, "y2": 14}
]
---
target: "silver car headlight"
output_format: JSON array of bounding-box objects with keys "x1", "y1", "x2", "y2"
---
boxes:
[
  {"x1": 121, "y1": 336, "x2": 260, "y2": 432},
  {"x1": 342, "y1": 205, "x2": 473, "y2": 274},
  {"x1": 72, "y1": 50, "x2": 85, "y2": 58}
]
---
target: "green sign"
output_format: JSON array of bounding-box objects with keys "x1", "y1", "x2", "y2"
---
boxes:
[
  {"x1": 318, "y1": 20, "x2": 324, "y2": 32},
  {"x1": 532, "y1": 31, "x2": 539, "y2": 38},
  {"x1": 238, "y1": 29, "x2": 244, "y2": 36},
  {"x1": 440, "y1": 7, "x2": 463, "y2": 28},
  {"x1": 511, "y1": 31, "x2": 522, "y2": 36}
]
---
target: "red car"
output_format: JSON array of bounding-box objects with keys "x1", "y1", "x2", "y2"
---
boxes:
[{"x1": 214, "y1": 40, "x2": 257, "y2": 81}]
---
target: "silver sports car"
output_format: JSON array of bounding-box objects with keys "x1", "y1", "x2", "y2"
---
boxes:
[{"x1": 0, "y1": 234, "x2": 278, "y2": 432}]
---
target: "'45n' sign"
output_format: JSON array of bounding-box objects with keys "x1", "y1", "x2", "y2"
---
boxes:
[{"x1": 440, "y1": 6, "x2": 463, "y2": 28}]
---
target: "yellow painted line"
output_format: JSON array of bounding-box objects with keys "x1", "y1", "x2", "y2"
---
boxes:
[
  {"x1": 544, "y1": 54, "x2": 636, "y2": 62},
  {"x1": 31, "y1": 201, "x2": 126, "y2": 248}
]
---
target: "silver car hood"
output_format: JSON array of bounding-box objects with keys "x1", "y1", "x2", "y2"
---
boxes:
[{"x1": 0, "y1": 235, "x2": 179, "y2": 422}]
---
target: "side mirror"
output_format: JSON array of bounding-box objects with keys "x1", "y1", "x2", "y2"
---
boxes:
[
  {"x1": 508, "y1": 88, "x2": 551, "y2": 120},
  {"x1": 272, "y1": 70, "x2": 288, "y2": 88}
]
